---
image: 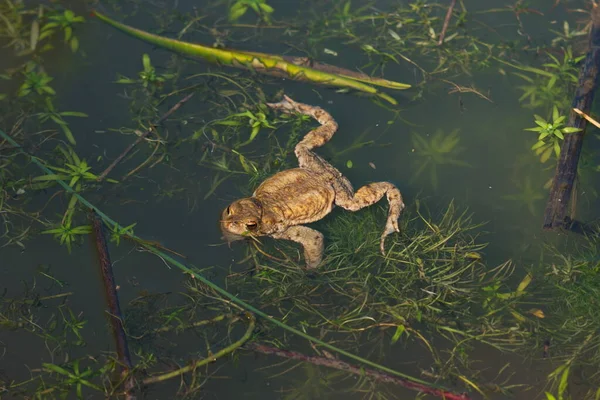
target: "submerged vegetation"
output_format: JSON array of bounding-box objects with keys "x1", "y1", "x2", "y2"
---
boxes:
[{"x1": 2, "y1": 0, "x2": 600, "y2": 399}]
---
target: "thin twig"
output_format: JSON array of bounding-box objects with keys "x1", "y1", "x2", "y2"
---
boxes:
[
  {"x1": 247, "y1": 343, "x2": 471, "y2": 400},
  {"x1": 90, "y1": 211, "x2": 135, "y2": 399},
  {"x1": 438, "y1": 0, "x2": 457, "y2": 45},
  {"x1": 573, "y1": 107, "x2": 600, "y2": 129},
  {"x1": 97, "y1": 92, "x2": 195, "y2": 182}
]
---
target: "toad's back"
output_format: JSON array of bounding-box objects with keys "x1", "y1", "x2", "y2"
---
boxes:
[{"x1": 254, "y1": 168, "x2": 335, "y2": 225}]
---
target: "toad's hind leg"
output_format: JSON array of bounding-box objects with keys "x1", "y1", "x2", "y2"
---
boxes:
[
  {"x1": 267, "y1": 95, "x2": 338, "y2": 166},
  {"x1": 334, "y1": 182, "x2": 405, "y2": 255},
  {"x1": 271, "y1": 226, "x2": 324, "y2": 269}
]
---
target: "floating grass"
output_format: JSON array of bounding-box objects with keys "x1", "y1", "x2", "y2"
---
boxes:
[{"x1": 91, "y1": 10, "x2": 410, "y2": 105}]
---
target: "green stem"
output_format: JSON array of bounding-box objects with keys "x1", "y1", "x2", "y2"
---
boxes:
[
  {"x1": 142, "y1": 314, "x2": 255, "y2": 385},
  {"x1": 91, "y1": 10, "x2": 409, "y2": 105}
]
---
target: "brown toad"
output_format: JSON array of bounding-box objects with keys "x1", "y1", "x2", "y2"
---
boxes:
[{"x1": 220, "y1": 95, "x2": 405, "y2": 269}]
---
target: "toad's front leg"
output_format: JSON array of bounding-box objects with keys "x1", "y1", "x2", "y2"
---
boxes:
[{"x1": 271, "y1": 226, "x2": 324, "y2": 269}]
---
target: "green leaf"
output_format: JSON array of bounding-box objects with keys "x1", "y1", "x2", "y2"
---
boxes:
[
  {"x1": 552, "y1": 106, "x2": 560, "y2": 122},
  {"x1": 229, "y1": 4, "x2": 248, "y2": 21},
  {"x1": 248, "y1": 125, "x2": 260, "y2": 142},
  {"x1": 346, "y1": 160, "x2": 353, "y2": 168},
  {"x1": 41, "y1": 22, "x2": 59, "y2": 31},
  {"x1": 558, "y1": 366, "x2": 570, "y2": 397},
  {"x1": 41, "y1": 86, "x2": 56, "y2": 95},
  {"x1": 142, "y1": 53, "x2": 152, "y2": 71},
  {"x1": 115, "y1": 77, "x2": 136, "y2": 84},
  {"x1": 41, "y1": 228, "x2": 65, "y2": 235},
  {"x1": 539, "y1": 130, "x2": 552, "y2": 140},
  {"x1": 541, "y1": 146, "x2": 553, "y2": 163},
  {"x1": 64, "y1": 26, "x2": 72, "y2": 42},
  {"x1": 30, "y1": 20, "x2": 40, "y2": 50},
  {"x1": 562, "y1": 127, "x2": 582, "y2": 133},
  {"x1": 553, "y1": 129, "x2": 564, "y2": 140},
  {"x1": 554, "y1": 140, "x2": 561, "y2": 157},
  {"x1": 390, "y1": 325, "x2": 405, "y2": 344},
  {"x1": 32, "y1": 174, "x2": 69, "y2": 181},
  {"x1": 259, "y1": 3, "x2": 274, "y2": 13},
  {"x1": 531, "y1": 141, "x2": 546, "y2": 150},
  {"x1": 60, "y1": 111, "x2": 88, "y2": 118},
  {"x1": 545, "y1": 393, "x2": 557, "y2": 400},
  {"x1": 61, "y1": 124, "x2": 77, "y2": 145},
  {"x1": 70, "y1": 36, "x2": 79, "y2": 52},
  {"x1": 343, "y1": 0, "x2": 352, "y2": 15},
  {"x1": 214, "y1": 120, "x2": 242, "y2": 126}
]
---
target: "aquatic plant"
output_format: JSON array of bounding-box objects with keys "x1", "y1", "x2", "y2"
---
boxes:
[
  {"x1": 411, "y1": 128, "x2": 470, "y2": 190},
  {"x1": 503, "y1": 175, "x2": 545, "y2": 216},
  {"x1": 525, "y1": 106, "x2": 581, "y2": 163},
  {"x1": 228, "y1": 0, "x2": 275, "y2": 24}
]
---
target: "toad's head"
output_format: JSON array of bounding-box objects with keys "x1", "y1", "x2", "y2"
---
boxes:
[{"x1": 220, "y1": 198, "x2": 263, "y2": 243}]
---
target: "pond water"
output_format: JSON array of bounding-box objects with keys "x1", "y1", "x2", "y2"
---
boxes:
[{"x1": 2, "y1": 0, "x2": 600, "y2": 399}]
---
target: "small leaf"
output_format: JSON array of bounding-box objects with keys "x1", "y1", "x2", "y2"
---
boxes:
[
  {"x1": 553, "y1": 129, "x2": 564, "y2": 140},
  {"x1": 516, "y1": 273, "x2": 532, "y2": 292},
  {"x1": 229, "y1": 4, "x2": 248, "y2": 21},
  {"x1": 32, "y1": 174, "x2": 69, "y2": 181},
  {"x1": 346, "y1": 160, "x2": 353, "y2": 168},
  {"x1": 60, "y1": 111, "x2": 88, "y2": 118},
  {"x1": 142, "y1": 54, "x2": 152, "y2": 71},
  {"x1": 540, "y1": 146, "x2": 553, "y2": 163},
  {"x1": 70, "y1": 36, "x2": 79, "y2": 52},
  {"x1": 390, "y1": 325, "x2": 405, "y2": 344},
  {"x1": 30, "y1": 20, "x2": 40, "y2": 50},
  {"x1": 64, "y1": 26, "x2": 72, "y2": 42},
  {"x1": 554, "y1": 140, "x2": 561, "y2": 157},
  {"x1": 558, "y1": 366, "x2": 570, "y2": 396},
  {"x1": 61, "y1": 124, "x2": 77, "y2": 145},
  {"x1": 562, "y1": 127, "x2": 582, "y2": 133},
  {"x1": 531, "y1": 141, "x2": 546, "y2": 150},
  {"x1": 552, "y1": 106, "x2": 559, "y2": 122},
  {"x1": 258, "y1": 3, "x2": 274, "y2": 13}
]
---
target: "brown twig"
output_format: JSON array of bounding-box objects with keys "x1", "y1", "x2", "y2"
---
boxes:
[
  {"x1": 97, "y1": 92, "x2": 195, "y2": 182},
  {"x1": 247, "y1": 343, "x2": 471, "y2": 400},
  {"x1": 90, "y1": 211, "x2": 135, "y2": 399},
  {"x1": 438, "y1": 0, "x2": 457, "y2": 45}
]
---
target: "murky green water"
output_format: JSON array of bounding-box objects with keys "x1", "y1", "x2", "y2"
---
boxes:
[{"x1": 3, "y1": 0, "x2": 600, "y2": 399}]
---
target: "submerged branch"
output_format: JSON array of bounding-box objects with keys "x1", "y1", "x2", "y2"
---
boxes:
[
  {"x1": 438, "y1": 0, "x2": 457, "y2": 45},
  {"x1": 543, "y1": 4, "x2": 600, "y2": 230},
  {"x1": 247, "y1": 343, "x2": 471, "y2": 400},
  {"x1": 90, "y1": 211, "x2": 135, "y2": 398}
]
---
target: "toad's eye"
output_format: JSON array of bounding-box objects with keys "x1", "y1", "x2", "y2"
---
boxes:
[
  {"x1": 246, "y1": 222, "x2": 258, "y2": 231},
  {"x1": 226, "y1": 206, "x2": 231, "y2": 215}
]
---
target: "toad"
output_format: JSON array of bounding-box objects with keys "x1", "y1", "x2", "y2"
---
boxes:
[{"x1": 220, "y1": 95, "x2": 405, "y2": 269}]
